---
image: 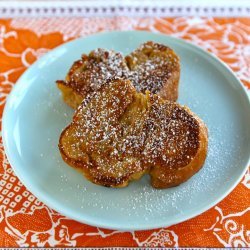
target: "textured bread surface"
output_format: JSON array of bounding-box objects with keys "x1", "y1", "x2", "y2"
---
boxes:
[
  {"x1": 57, "y1": 49, "x2": 129, "y2": 109},
  {"x1": 56, "y1": 41, "x2": 180, "y2": 109},
  {"x1": 59, "y1": 79, "x2": 208, "y2": 188},
  {"x1": 126, "y1": 41, "x2": 180, "y2": 101}
]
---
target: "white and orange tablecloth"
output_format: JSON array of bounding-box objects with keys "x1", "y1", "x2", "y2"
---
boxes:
[{"x1": 0, "y1": 15, "x2": 249, "y2": 247}]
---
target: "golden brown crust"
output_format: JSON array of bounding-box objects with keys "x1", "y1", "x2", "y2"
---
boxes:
[
  {"x1": 59, "y1": 79, "x2": 149, "y2": 187},
  {"x1": 59, "y1": 79, "x2": 208, "y2": 188},
  {"x1": 149, "y1": 112, "x2": 208, "y2": 188},
  {"x1": 56, "y1": 49, "x2": 129, "y2": 109},
  {"x1": 56, "y1": 41, "x2": 180, "y2": 108},
  {"x1": 126, "y1": 41, "x2": 180, "y2": 101}
]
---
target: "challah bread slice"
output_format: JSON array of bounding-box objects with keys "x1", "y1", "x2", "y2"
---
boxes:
[
  {"x1": 126, "y1": 41, "x2": 180, "y2": 101},
  {"x1": 57, "y1": 49, "x2": 129, "y2": 109},
  {"x1": 59, "y1": 78, "x2": 149, "y2": 187}
]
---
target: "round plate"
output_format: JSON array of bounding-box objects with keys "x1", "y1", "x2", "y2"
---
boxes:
[{"x1": 2, "y1": 31, "x2": 250, "y2": 230}]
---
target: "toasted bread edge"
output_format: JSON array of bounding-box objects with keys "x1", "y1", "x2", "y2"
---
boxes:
[{"x1": 150, "y1": 112, "x2": 208, "y2": 189}]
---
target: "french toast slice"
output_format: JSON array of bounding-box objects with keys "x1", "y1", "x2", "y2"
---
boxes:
[
  {"x1": 59, "y1": 79, "x2": 208, "y2": 188},
  {"x1": 57, "y1": 49, "x2": 129, "y2": 109},
  {"x1": 126, "y1": 41, "x2": 180, "y2": 101},
  {"x1": 56, "y1": 41, "x2": 180, "y2": 109},
  {"x1": 59, "y1": 78, "x2": 148, "y2": 187}
]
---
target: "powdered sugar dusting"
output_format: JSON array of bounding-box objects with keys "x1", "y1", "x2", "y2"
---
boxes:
[
  {"x1": 60, "y1": 78, "x2": 201, "y2": 188},
  {"x1": 67, "y1": 122, "x2": 240, "y2": 219},
  {"x1": 64, "y1": 48, "x2": 129, "y2": 96},
  {"x1": 126, "y1": 41, "x2": 179, "y2": 94},
  {"x1": 57, "y1": 41, "x2": 180, "y2": 101}
]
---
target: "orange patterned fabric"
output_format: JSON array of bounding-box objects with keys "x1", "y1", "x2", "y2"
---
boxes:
[{"x1": 0, "y1": 17, "x2": 249, "y2": 247}]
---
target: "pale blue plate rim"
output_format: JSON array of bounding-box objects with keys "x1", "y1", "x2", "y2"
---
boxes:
[{"x1": 2, "y1": 30, "x2": 250, "y2": 230}]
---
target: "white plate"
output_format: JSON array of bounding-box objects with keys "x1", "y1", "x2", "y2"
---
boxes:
[{"x1": 2, "y1": 31, "x2": 250, "y2": 230}]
